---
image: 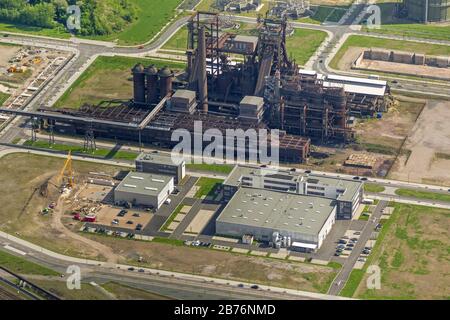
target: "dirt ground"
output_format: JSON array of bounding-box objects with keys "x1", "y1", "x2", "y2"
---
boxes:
[
  {"x1": 355, "y1": 58, "x2": 450, "y2": 81},
  {"x1": 0, "y1": 153, "x2": 124, "y2": 261},
  {"x1": 390, "y1": 100, "x2": 450, "y2": 185},
  {"x1": 0, "y1": 45, "x2": 20, "y2": 67}
]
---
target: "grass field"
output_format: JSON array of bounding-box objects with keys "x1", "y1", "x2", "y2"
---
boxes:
[
  {"x1": 330, "y1": 35, "x2": 450, "y2": 70},
  {"x1": 23, "y1": 140, "x2": 138, "y2": 161},
  {"x1": 363, "y1": 2, "x2": 450, "y2": 42},
  {"x1": 54, "y1": 56, "x2": 185, "y2": 109},
  {"x1": 395, "y1": 188, "x2": 450, "y2": 203},
  {"x1": 364, "y1": 183, "x2": 385, "y2": 193},
  {"x1": 0, "y1": 0, "x2": 182, "y2": 45},
  {"x1": 162, "y1": 25, "x2": 327, "y2": 66},
  {"x1": 342, "y1": 203, "x2": 450, "y2": 299},
  {"x1": 0, "y1": 249, "x2": 59, "y2": 276},
  {"x1": 0, "y1": 92, "x2": 10, "y2": 106},
  {"x1": 194, "y1": 177, "x2": 224, "y2": 198},
  {"x1": 186, "y1": 163, "x2": 234, "y2": 174}
]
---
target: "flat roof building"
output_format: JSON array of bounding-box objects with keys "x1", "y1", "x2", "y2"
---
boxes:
[
  {"x1": 135, "y1": 151, "x2": 185, "y2": 184},
  {"x1": 222, "y1": 165, "x2": 363, "y2": 219},
  {"x1": 114, "y1": 171, "x2": 174, "y2": 209},
  {"x1": 216, "y1": 187, "x2": 336, "y2": 251}
]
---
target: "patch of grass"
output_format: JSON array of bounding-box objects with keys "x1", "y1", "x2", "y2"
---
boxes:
[
  {"x1": 395, "y1": 188, "x2": 450, "y2": 203},
  {"x1": 0, "y1": 22, "x2": 70, "y2": 39},
  {"x1": 23, "y1": 140, "x2": 138, "y2": 161},
  {"x1": 54, "y1": 56, "x2": 185, "y2": 109},
  {"x1": 162, "y1": 26, "x2": 188, "y2": 51},
  {"x1": 361, "y1": 142, "x2": 398, "y2": 155},
  {"x1": 364, "y1": 183, "x2": 385, "y2": 193},
  {"x1": 355, "y1": 203, "x2": 450, "y2": 299},
  {"x1": 161, "y1": 204, "x2": 185, "y2": 231},
  {"x1": 0, "y1": 249, "x2": 59, "y2": 276},
  {"x1": 286, "y1": 28, "x2": 328, "y2": 65},
  {"x1": 327, "y1": 261, "x2": 342, "y2": 270},
  {"x1": 152, "y1": 237, "x2": 184, "y2": 246},
  {"x1": 0, "y1": 92, "x2": 10, "y2": 106},
  {"x1": 186, "y1": 163, "x2": 234, "y2": 174},
  {"x1": 331, "y1": 35, "x2": 450, "y2": 70},
  {"x1": 194, "y1": 177, "x2": 224, "y2": 199},
  {"x1": 340, "y1": 269, "x2": 365, "y2": 297}
]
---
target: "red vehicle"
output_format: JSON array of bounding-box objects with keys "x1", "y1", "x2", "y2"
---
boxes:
[
  {"x1": 73, "y1": 213, "x2": 81, "y2": 221},
  {"x1": 83, "y1": 215, "x2": 97, "y2": 223}
]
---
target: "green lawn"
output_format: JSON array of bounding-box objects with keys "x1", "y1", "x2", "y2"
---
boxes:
[
  {"x1": 152, "y1": 237, "x2": 184, "y2": 246},
  {"x1": 161, "y1": 204, "x2": 185, "y2": 231},
  {"x1": 194, "y1": 177, "x2": 224, "y2": 199},
  {"x1": 364, "y1": 183, "x2": 385, "y2": 193},
  {"x1": 394, "y1": 188, "x2": 450, "y2": 203},
  {"x1": 0, "y1": 92, "x2": 10, "y2": 106},
  {"x1": 23, "y1": 140, "x2": 138, "y2": 161},
  {"x1": 0, "y1": 0, "x2": 182, "y2": 46},
  {"x1": 0, "y1": 249, "x2": 59, "y2": 276},
  {"x1": 361, "y1": 2, "x2": 450, "y2": 42},
  {"x1": 54, "y1": 56, "x2": 185, "y2": 109},
  {"x1": 340, "y1": 269, "x2": 365, "y2": 297},
  {"x1": 186, "y1": 163, "x2": 234, "y2": 174},
  {"x1": 162, "y1": 26, "x2": 188, "y2": 51},
  {"x1": 331, "y1": 35, "x2": 450, "y2": 70},
  {"x1": 286, "y1": 28, "x2": 328, "y2": 65}
]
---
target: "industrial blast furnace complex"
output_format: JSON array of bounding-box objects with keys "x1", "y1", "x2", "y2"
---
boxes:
[{"x1": 4, "y1": 12, "x2": 393, "y2": 164}]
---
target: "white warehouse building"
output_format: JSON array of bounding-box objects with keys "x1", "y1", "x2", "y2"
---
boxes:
[
  {"x1": 216, "y1": 187, "x2": 337, "y2": 252},
  {"x1": 114, "y1": 172, "x2": 174, "y2": 209}
]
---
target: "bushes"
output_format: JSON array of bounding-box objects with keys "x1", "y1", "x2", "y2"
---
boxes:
[{"x1": 0, "y1": 0, "x2": 138, "y2": 36}]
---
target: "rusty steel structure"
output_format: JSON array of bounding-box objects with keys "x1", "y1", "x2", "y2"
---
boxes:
[{"x1": 11, "y1": 12, "x2": 394, "y2": 164}]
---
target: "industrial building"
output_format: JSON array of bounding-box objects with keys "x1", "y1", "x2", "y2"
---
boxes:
[
  {"x1": 400, "y1": 0, "x2": 450, "y2": 22},
  {"x1": 114, "y1": 172, "x2": 174, "y2": 209},
  {"x1": 216, "y1": 187, "x2": 336, "y2": 251},
  {"x1": 135, "y1": 151, "x2": 186, "y2": 184},
  {"x1": 222, "y1": 164, "x2": 363, "y2": 219},
  {"x1": 1, "y1": 12, "x2": 393, "y2": 165}
]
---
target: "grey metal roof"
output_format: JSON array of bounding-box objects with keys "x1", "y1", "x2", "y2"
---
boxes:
[
  {"x1": 217, "y1": 187, "x2": 336, "y2": 236},
  {"x1": 115, "y1": 171, "x2": 172, "y2": 197},
  {"x1": 224, "y1": 164, "x2": 362, "y2": 202},
  {"x1": 136, "y1": 151, "x2": 184, "y2": 166},
  {"x1": 172, "y1": 89, "x2": 196, "y2": 100},
  {"x1": 240, "y1": 95, "x2": 264, "y2": 106}
]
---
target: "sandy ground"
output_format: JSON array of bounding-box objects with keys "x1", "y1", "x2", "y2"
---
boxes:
[
  {"x1": 0, "y1": 45, "x2": 20, "y2": 67},
  {"x1": 390, "y1": 100, "x2": 450, "y2": 185},
  {"x1": 355, "y1": 59, "x2": 450, "y2": 81}
]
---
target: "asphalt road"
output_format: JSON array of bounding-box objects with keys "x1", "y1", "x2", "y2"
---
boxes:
[{"x1": 328, "y1": 200, "x2": 387, "y2": 295}]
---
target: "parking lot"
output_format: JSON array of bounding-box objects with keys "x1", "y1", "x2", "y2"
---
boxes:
[{"x1": 93, "y1": 206, "x2": 152, "y2": 231}]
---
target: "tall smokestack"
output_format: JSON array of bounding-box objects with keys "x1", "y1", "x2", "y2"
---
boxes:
[{"x1": 198, "y1": 26, "x2": 208, "y2": 113}]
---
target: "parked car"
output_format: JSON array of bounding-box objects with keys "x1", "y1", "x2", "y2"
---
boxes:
[
  {"x1": 138, "y1": 269, "x2": 145, "y2": 273},
  {"x1": 250, "y1": 285, "x2": 259, "y2": 290},
  {"x1": 353, "y1": 231, "x2": 361, "y2": 236},
  {"x1": 128, "y1": 267, "x2": 135, "y2": 271},
  {"x1": 112, "y1": 219, "x2": 119, "y2": 225},
  {"x1": 135, "y1": 224, "x2": 143, "y2": 231},
  {"x1": 132, "y1": 213, "x2": 140, "y2": 217},
  {"x1": 347, "y1": 243, "x2": 355, "y2": 247},
  {"x1": 351, "y1": 238, "x2": 358, "y2": 242},
  {"x1": 305, "y1": 170, "x2": 312, "y2": 174},
  {"x1": 126, "y1": 220, "x2": 134, "y2": 225},
  {"x1": 338, "y1": 239, "x2": 348, "y2": 244},
  {"x1": 353, "y1": 176, "x2": 360, "y2": 180},
  {"x1": 361, "y1": 177, "x2": 368, "y2": 181},
  {"x1": 237, "y1": 283, "x2": 244, "y2": 288},
  {"x1": 334, "y1": 252, "x2": 341, "y2": 257}
]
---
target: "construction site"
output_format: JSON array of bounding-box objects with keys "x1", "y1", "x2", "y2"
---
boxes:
[{"x1": 0, "y1": 12, "x2": 393, "y2": 165}]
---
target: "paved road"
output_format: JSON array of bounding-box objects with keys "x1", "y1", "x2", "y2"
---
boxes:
[
  {"x1": 328, "y1": 200, "x2": 387, "y2": 295},
  {"x1": 0, "y1": 232, "x2": 345, "y2": 300}
]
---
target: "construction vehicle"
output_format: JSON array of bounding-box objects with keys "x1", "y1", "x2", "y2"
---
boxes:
[{"x1": 57, "y1": 150, "x2": 75, "y2": 188}]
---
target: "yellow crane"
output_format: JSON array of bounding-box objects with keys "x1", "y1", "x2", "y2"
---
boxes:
[{"x1": 57, "y1": 151, "x2": 75, "y2": 188}]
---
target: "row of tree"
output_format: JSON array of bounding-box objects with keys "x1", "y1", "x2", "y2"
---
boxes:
[{"x1": 0, "y1": 0, "x2": 138, "y2": 36}]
